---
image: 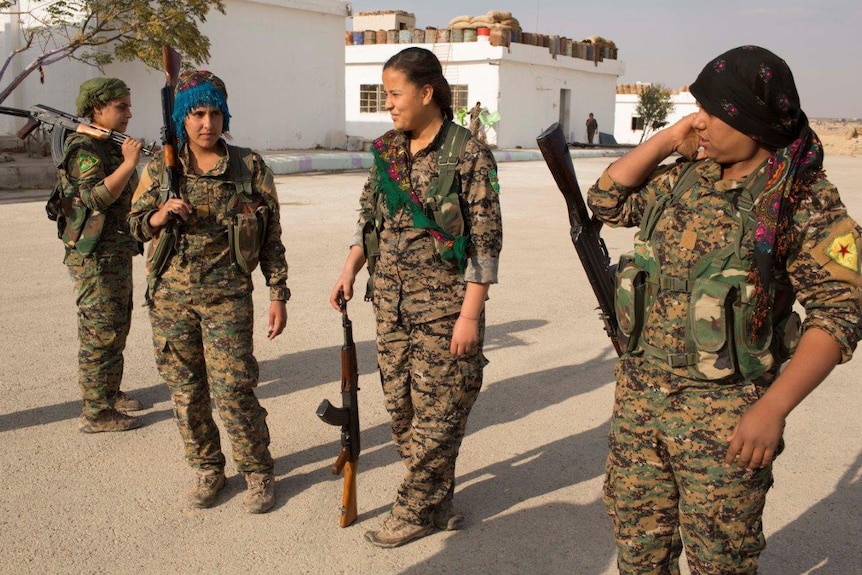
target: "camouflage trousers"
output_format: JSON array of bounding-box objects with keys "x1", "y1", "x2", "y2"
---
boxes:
[
  {"x1": 604, "y1": 356, "x2": 777, "y2": 575},
  {"x1": 68, "y1": 253, "x2": 133, "y2": 419},
  {"x1": 376, "y1": 312, "x2": 486, "y2": 526},
  {"x1": 148, "y1": 291, "x2": 273, "y2": 475}
]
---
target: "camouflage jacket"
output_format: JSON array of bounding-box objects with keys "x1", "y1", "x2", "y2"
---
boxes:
[
  {"x1": 61, "y1": 133, "x2": 141, "y2": 265},
  {"x1": 588, "y1": 158, "x2": 862, "y2": 374},
  {"x1": 352, "y1": 123, "x2": 502, "y2": 325},
  {"x1": 128, "y1": 140, "x2": 289, "y2": 302}
]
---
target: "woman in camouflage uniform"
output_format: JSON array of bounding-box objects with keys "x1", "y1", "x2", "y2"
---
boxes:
[
  {"x1": 589, "y1": 46, "x2": 862, "y2": 573},
  {"x1": 330, "y1": 47, "x2": 503, "y2": 548},
  {"x1": 129, "y1": 71, "x2": 289, "y2": 514},
  {"x1": 64, "y1": 78, "x2": 145, "y2": 434}
]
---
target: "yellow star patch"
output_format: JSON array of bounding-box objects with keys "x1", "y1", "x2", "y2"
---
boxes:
[
  {"x1": 77, "y1": 151, "x2": 99, "y2": 174},
  {"x1": 826, "y1": 232, "x2": 859, "y2": 272}
]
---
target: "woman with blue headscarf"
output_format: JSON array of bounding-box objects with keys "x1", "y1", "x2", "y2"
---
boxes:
[
  {"x1": 588, "y1": 46, "x2": 861, "y2": 573},
  {"x1": 129, "y1": 70, "x2": 290, "y2": 515}
]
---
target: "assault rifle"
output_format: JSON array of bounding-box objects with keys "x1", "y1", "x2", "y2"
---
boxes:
[
  {"x1": 537, "y1": 122, "x2": 623, "y2": 356},
  {"x1": 316, "y1": 290, "x2": 361, "y2": 527},
  {"x1": 0, "y1": 103, "x2": 156, "y2": 165},
  {"x1": 147, "y1": 45, "x2": 183, "y2": 279}
]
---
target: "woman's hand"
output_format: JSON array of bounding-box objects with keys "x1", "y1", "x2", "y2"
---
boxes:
[
  {"x1": 121, "y1": 137, "x2": 142, "y2": 167},
  {"x1": 267, "y1": 300, "x2": 287, "y2": 340},
  {"x1": 667, "y1": 113, "x2": 702, "y2": 160},
  {"x1": 724, "y1": 397, "x2": 786, "y2": 470},
  {"x1": 148, "y1": 198, "x2": 193, "y2": 229},
  {"x1": 330, "y1": 274, "x2": 356, "y2": 311},
  {"x1": 450, "y1": 315, "x2": 480, "y2": 356}
]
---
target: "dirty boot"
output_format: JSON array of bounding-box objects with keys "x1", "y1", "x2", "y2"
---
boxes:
[
  {"x1": 113, "y1": 391, "x2": 144, "y2": 413},
  {"x1": 364, "y1": 514, "x2": 434, "y2": 548},
  {"x1": 79, "y1": 409, "x2": 141, "y2": 433},
  {"x1": 432, "y1": 500, "x2": 465, "y2": 531},
  {"x1": 188, "y1": 470, "x2": 226, "y2": 508},
  {"x1": 243, "y1": 472, "x2": 275, "y2": 514}
]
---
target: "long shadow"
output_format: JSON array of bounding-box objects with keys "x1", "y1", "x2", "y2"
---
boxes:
[
  {"x1": 0, "y1": 318, "x2": 555, "y2": 433},
  {"x1": 759, "y1": 449, "x2": 862, "y2": 574},
  {"x1": 275, "y1": 355, "x2": 616, "y2": 508},
  {"x1": 397, "y1": 424, "x2": 615, "y2": 575}
]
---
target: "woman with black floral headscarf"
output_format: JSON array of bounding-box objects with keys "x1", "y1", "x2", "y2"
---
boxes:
[{"x1": 588, "y1": 46, "x2": 861, "y2": 573}]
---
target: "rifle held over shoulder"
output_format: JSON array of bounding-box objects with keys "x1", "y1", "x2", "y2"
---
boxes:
[
  {"x1": 0, "y1": 103, "x2": 156, "y2": 165},
  {"x1": 316, "y1": 290, "x2": 361, "y2": 527},
  {"x1": 536, "y1": 122, "x2": 623, "y2": 356}
]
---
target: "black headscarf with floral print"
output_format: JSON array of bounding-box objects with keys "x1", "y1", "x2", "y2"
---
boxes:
[{"x1": 691, "y1": 45, "x2": 825, "y2": 337}]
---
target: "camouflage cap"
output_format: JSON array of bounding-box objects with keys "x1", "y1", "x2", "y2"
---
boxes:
[{"x1": 75, "y1": 77, "x2": 130, "y2": 117}]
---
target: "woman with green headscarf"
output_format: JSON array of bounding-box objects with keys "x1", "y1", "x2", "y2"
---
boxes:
[
  {"x1": 589, "y1": 46, "x2": 861, "y2": 573},
  {"x1": 62, "y1": 77, "x2": 145, "y2": 434}
]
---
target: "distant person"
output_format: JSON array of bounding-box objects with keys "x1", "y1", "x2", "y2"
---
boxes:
[
  {"x1": 585, "y1": 112, "x2": 598, "y2": 144},
  {"x1": 588, "y1": 45, "x2": 862, "y2": 573},
  {"x1": 468, "y1": 101, "x2": 485, "y2": 142},
  {"x1": 60, "y1": 77, "x2": 145, "y2": 433},
  {"x1": 330, "y1": 47, "x2": 503, "y2": 548},
  {"x1": 129, "y1": 70, "x2": 290, "y2": 514}
]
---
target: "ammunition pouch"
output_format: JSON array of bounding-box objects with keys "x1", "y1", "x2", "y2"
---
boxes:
[
  {"x1": 362, "y1": 216, "x2": 382, "y2": 301},
  {"x1": 46, "y1": 173, "x2": 105, "y2": 255},
  {"x1": 227, "y1": 195, "x2": 268, "y2": 275}
]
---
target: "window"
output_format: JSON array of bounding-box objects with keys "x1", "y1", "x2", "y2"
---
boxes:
[
  {"x1": 451, "y1": 84, "x2": 468, "y2": 111},
  {"x1": 631, "y1": 116, "x2": 645, "y2": 131},
  {"x1": 360, "y1": 84, "x2": 386, "y2": 113}
]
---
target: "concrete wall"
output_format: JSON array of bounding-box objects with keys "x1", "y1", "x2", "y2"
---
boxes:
[
  {"x1": 614, "y1": 90, "x2": 698, "y2": 145},
  {"x1": 1, "y1": 0, "x2": 349, "y2": 151},
  {"x1": 345, "y1": 39, "x2": 624, "y2": 150}
]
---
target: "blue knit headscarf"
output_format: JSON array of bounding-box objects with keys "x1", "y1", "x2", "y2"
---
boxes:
[{"x1": 172, "y1": 70, "x2": 231, "y2": 146}]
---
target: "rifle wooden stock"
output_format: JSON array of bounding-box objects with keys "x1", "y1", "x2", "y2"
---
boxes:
[
  {"x1": 317, "y1": 292, "x2": 361, "y2": 527},
  {"x1": 536, "y1": 122, "x2": 623, "y2": 356}
]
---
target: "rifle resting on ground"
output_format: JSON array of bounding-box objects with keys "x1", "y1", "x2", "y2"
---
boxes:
[
  {"x1": 536, "y1": 122, "x2": 623, "y2": 356},
  {"x1": 316, "y1": 289, "x2": 361, "y2": 527},
  {"x1": 0, "y1": 103, "x2": 156, "y2": 166}
]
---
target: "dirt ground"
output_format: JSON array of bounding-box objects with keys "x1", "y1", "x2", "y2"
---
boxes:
[{"x1": 812, "y1": 119, "x2": 861, "y2": 157}]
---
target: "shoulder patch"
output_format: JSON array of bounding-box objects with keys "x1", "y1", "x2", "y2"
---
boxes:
[
  {"x1": 77, "y1": 151, "x2": 100, "y2": 174},
  {"x1": 826, "y1": 232, "x2": 859, "y2": 272}
]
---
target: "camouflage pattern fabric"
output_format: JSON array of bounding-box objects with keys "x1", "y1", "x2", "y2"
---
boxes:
[
  {"x1": 351, "y1": 124, "x2": 502, "y2": 525},
  {"x1": 60, "y1": 134, "x2": 141, "y2": 419},
  {"x1": 604, "y1": 356, "x2": 777, "y2": 574},
  {"x1": 588, "y1": 159, "x2": 862, "y2": 572},
  {"x1": 129, "y1": 140, "x2": 287, "y2": 474}
]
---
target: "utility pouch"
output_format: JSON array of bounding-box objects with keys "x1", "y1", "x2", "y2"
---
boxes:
[
  {"x1": 228, "y1": 201, "x2": 268, "y2": 275},
  {"x1": 731, "y1": 282, "x2": 776, "y2": 380},
  {"x1": 687, "y1": 275, "x2": 738, "y2": 380},
  {"x1": 147, "y1": 225, "x2": 179, "y2": 279},
  {"x1": 614, "y1": 252, "x2": 648, "y2": 354},
  {"x1": 425, "y1": 190, "x2": 465, "y2": 271}
]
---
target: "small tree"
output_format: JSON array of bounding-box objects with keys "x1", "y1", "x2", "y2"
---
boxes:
[
  {"x1": 635, "y1": 84, "x2": 674, "y2": 143},
  {"x1": 0, "y1": 0, "x2": 225, "y2": 105}
]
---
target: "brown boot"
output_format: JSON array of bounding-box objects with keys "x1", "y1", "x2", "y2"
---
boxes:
[
  {"x1": 432, "y1": 500, "x2": 465, "y2": 531},
  {"x1": 79, "y1": 409, "x2": 141, "y2": 433},
  {"x1": 188, "y1": 470, "x2": 226, "y2": 508},
  {"x1": 243, "y1": 473, "x2": 275, "y2": 514},
  {"x1": 113, "y1": 391, "x2": 144, "y2": 413},
  {"x1": 364, "y1": 514, "x2": 434, "y2": 548}
]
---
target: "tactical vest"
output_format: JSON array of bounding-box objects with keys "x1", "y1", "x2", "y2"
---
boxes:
[
  {"x1": 614, "y1": 161, "x2": 801, "y2": 381},
  {"x1": 362, "y1": 122, "x2": 471, "y2": 300}
]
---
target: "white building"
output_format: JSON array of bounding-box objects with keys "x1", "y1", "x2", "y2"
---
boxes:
[
  {"x1": 613, "y1": 85, "x2": 698, "y2": 145},
  {"x1": 0, "y1": 0, "x2": 349, "y2": 150},
  {"x1": 345, "y1": 12, "x2": 625, "y2": 150}
]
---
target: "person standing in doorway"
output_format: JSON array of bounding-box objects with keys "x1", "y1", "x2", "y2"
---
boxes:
[{"x1": 586, "y1": 112, "x2": 598, "y2": 144}]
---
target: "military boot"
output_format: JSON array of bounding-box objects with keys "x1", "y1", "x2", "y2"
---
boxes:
[
  {"x1": 188, "y1": 470, "x2": 226, "y2": 508},
  {"x1": 79, "y1": 409, "x2": 141, "y2": 433},
  {"x1": 113, "y1": 391, "x2": 144, "y2": 413},
  {"x1": 432, "y1": 500, "x2": 465, "y2": 531},
  {"x1": 243, "y1": 472, "x2": 275, "y2": 514},
  {"x1": 364, "y1": 513, "x2": 434, "y2": 548}
]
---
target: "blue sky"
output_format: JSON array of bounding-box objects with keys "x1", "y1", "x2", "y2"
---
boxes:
[{"x1": 348, "y1": 0, "x2": 861, "y2": 118}]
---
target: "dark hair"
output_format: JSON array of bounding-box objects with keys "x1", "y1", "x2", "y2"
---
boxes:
[{"x1": 384, "y1": 47, "x2": 453, "y2": 120}]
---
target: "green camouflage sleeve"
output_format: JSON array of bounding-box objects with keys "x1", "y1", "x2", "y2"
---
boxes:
[
  {"x1": 128, "y1": 155, "x2": 164, "y2": 242},
  {"x1": 587, "y1": 162, "x2": 681, "y2": 228},
  {"x1": 253, "y1": 153, "x2": 290, "y2": 301},
  {"x1": 350, "y1": 164, "x2": 379, "y2": 248},
  {"x1": 65, "y1": 137, "x2": 114, "y2": 212},
  {"x1": 460, "y1": 140, "x2": 502, "y2": 284},
  {"x1": 788, "y1": 177, "x2": 862, "y2": 362}
]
